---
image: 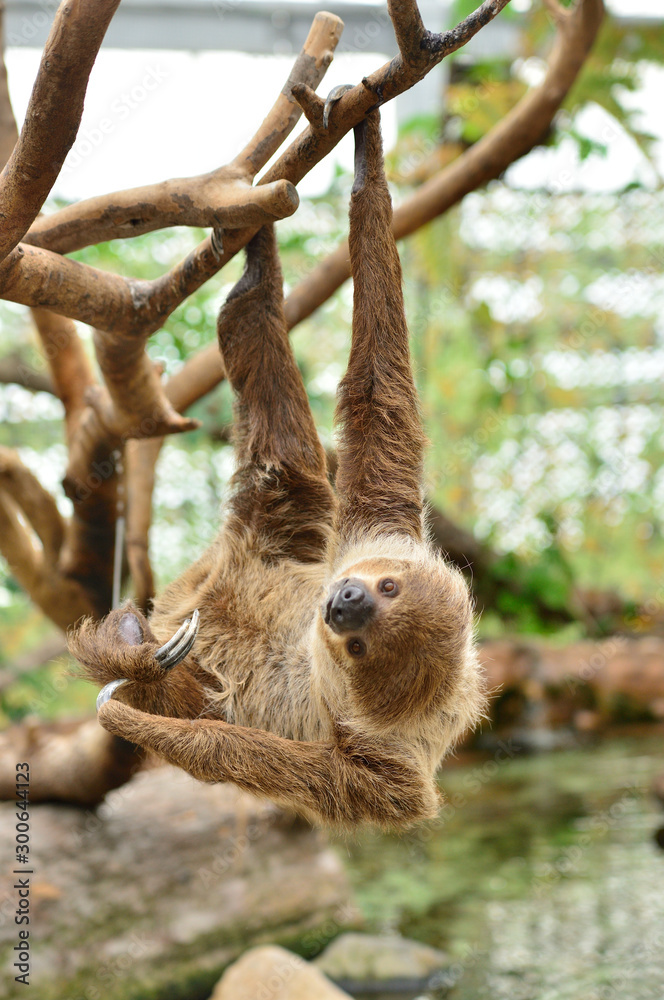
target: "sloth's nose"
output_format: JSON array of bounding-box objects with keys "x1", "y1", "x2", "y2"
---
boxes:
[{"x1": 326, "y1": 578, "x2": 375, "y2": 633}]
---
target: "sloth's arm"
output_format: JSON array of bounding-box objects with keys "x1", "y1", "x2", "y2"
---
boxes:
[
  {"x1": 97, "y1": 699, "x2": 438, "y2": 829},
  {"x1": 217, "y1": 224, "x2": 336, "y2": 563},
  {"x1": 334, "y1": 110, "x2": 426, "y2": 545}
]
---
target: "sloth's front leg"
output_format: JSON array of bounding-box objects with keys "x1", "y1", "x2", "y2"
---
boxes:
[
  {"x1": 96, "y1": 701, "x2": 439, "y2": 830},
  {"x1": 69, "y1": 603, "x2": 206, "y2": 719}
]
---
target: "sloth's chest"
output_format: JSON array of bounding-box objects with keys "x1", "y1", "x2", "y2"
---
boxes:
[
  {"x1": 189, "y1": 564, "x2": 328, "y2": 740},
  {"x1": 201, "y1": 639, "x2": 324, "y2": 741}
]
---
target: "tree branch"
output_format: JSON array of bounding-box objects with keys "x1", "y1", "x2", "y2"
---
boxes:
[
  {"x1": 0, "y1": 0, "x2": 512, "y2": 326},
  {"x1": 0, "y1": 464, "x2": 95, "y2": 630},
  {"x1": 0, "y1": 446, "x2": 64, "y2": 560},
  {"x1": 0, "y1": 352, "x2": 54, "y2": 394},
  {"x1": 86, "y1": 333, "x2": 199, "y2": 442},
  {"x1": 0, "y1": 0, "x2": 121, "y2": 263},
  {"x1": 142, "y1": 0, "x2": 603, "y2": 395},
  {"x1": 232, "y1": 11, "x2": 342, "y2": 177},
  {"x1": 125, "y1": 438, "x2": 159, "y2": 611},
  {"x1": 0, "y1": 5, "x2": 118, "y2": 622},
  {"x1": 284, "y1": 0, "x2": 605, "y2": 327},
  {"x1": 30, "y1": 307, "x2": 95, "y2": 440},
  {"x1": 24, "y1": 12, "x2": 344, "y2": 255},
  {"x1": 0, "y1": 491, "x2": 43, "y2": 594},
  {"x1": 0, "y1": 1, "x2": 17, "y2": 167}
]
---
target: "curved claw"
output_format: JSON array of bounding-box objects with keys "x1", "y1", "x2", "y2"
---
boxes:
[
  {"x1": 323, "y1": 84, "x2": 354, "y2": 129},
  {"x1": 96, "y1": 677, "x2": 129, "y2": 713},
  {"x1": 95, "y1": 611, "x2": 200, "y2": 713},
  {"x1": 154, "y1": 608, "x2": 200, "y2": 670}
]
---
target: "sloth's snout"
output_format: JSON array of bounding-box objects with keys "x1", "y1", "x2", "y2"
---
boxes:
[{"x1": 325, "y1": 578, "x2": 375, "y2": 634}]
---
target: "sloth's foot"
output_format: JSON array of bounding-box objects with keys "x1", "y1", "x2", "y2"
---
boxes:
[
  {"x1": 97, "y1": 609, "x2": 199, "y2": 710},
  {"x1": 68, "y1": 603, "x2": 199, "y2": 712},
  {"x1": 323, "y1": 83, "x2": 354, "y2": 129}
]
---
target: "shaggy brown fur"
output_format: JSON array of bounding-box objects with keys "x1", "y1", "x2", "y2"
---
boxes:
[{"x1": 69, "y1": 111, "x2": 486, "y2": 830}]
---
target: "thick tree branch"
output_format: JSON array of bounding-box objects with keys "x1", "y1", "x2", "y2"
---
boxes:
[
  {"x1": 0, "y1": 9, "x2": 343, "y2": 334},
  {"x1": 284, "y1": 0, "x2": 605, "y2": 327},
  {"x1": 0, "y1": 0, "x2": 121, "y2": 263},
  {"x1": 0, "y1": 6, "x2": 118, "y2": 623},
  {"x1": 25, "y1": 172, "x2": 299, "y2": 256},
  {"x1": 30, "y1": 307, "x2": 95, "y2": 440},
  {"x1": 0, "y1": 458, "x2": 95, "y2": 630}
]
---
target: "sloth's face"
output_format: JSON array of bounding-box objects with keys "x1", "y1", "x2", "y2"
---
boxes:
[
  {"x1": 322, "y1": 559, "x2": 406, "y2": 647},
  {"x1": 318, "y1": 554, "x2": 477, "y2": 728}
]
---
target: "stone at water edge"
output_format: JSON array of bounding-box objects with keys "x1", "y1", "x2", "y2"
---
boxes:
[
  {"x1": 210, "y1": 945, "x2": 352, "y2": 999},
  {"x1": 314, "y1": 931, "x2": 448, "y2": 982}
]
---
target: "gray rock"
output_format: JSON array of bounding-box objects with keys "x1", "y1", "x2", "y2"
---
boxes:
[
  {"x1": 314, "y1": 931, "x2": 448, "y2": 983},
  {"x1": 0, "y1": 765, "x2": 355, "y2": 1000},
  {"x1": 210, "y1": 945, "x2": 351, "y2": 999}
]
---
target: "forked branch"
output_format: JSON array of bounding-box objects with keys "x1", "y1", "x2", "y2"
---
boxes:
[
  {"x1": 24, "y1": 11, "x2": 344, "y2": 254},
  {"x1": 285, "y1": 0, "x2": 604, "y2": 327},
  {"x1": 0, "y1": 448, "x2": 95, "y2": 628},
  {"x1": 0, "y1": 0, "x2": 511, "y2": 327}
]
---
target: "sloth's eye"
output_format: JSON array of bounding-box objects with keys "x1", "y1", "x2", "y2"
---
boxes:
[
  {"x1": 347, "y1": 639, "x2": 366, "y2": 657},
  {"x1": 379, "y1": 578, "x2": 399, "y2": 596}
]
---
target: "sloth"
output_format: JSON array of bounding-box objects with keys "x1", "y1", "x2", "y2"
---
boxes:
[{"x1": 69, "y1": 110, "x2": 486, "y2": 830}]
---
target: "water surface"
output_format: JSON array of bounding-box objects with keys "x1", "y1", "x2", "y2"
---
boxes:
[{"x1": 338, "y1": 731, "x2": 664, "y2": 1000}]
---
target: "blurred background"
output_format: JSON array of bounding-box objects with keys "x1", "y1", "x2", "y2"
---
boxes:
[{"x1": 1, "y1": 1, "x2": 664, "y2": 998}]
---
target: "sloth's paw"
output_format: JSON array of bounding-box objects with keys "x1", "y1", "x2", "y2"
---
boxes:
[
  {"x1": 97, "y1": 700, "x2": 168, "y2": 743},
  {"x1": 68, "y1": 604, "x2": 199, "y2": 711},
  {"x1": 97, "y1": 701, "x2": 201, "y2": 774},
  {"x1": 323, "y1": 83, "x2": 353, "y2": 129}
]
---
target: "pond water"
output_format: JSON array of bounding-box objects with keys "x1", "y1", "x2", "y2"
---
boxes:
[{"x1": 336, "y1": 731, "x2": 664, "y2": 1000}]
